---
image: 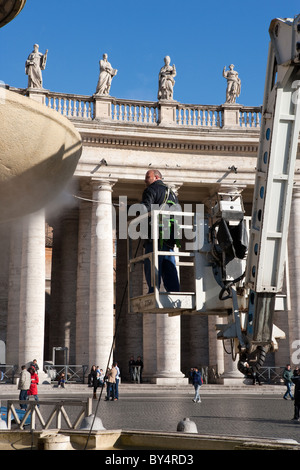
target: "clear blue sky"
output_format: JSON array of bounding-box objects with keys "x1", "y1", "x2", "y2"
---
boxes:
[{"x1": 1, "y1": 0, "x2": 300, "y2": 106}]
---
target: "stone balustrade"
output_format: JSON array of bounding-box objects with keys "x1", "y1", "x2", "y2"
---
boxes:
[
  {"x1": 45, "y1": 91, "x2": 94, "y2": 120},
  {"x1": 111, "y1": 98, "x2": 159, "y2": 124},
  {"x1": 177, "y1": 104, "x2": 222, "y2": 127},
  {"x1": 10, "y1": 86, "x2": 261, "y2": 129}
]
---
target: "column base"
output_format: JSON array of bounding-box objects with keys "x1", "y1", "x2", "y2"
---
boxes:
[
  {"x1": 150, "y1": 377, "x2": 188, "y2": 385},
  {"x1": 218, "y1": 370, "x2": 245, "y2": 386}
]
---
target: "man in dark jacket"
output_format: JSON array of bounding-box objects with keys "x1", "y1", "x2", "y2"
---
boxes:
[
  {"x1": 283, "y1": 364, "x2": 294, "y2": 400},
  {"x1": 141, "y1": 169, "x2": 180, "y2": 293},
  {"x1": 190, "y1": 367, "x2": 202, "y2": 403}
]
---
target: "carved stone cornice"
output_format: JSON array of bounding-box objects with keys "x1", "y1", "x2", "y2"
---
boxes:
[{"x1": 80, "y1": 132, "x2": 259, "y2": 155}]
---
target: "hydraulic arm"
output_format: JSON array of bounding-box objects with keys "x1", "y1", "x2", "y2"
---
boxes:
[{"x1": 212, "y1": 15, "x2": 300, "y2": 375}]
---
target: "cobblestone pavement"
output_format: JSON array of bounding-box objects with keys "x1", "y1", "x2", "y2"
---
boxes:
[
  {"x1": 91, "y1": 392, "x2": 299, "y2": 443},
  {"x1": 1, "y1": 385, "x2": 299, "y2": 444}
]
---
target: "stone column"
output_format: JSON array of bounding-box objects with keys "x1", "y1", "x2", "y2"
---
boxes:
[
  {"x1": 222, "y1": 346, "x2": 243, "y2": 384},
  {"x1": 6, "y1": 219, "x2": 23, "y2": 366},
  {"x1": 76, "y1": 185, "x2": 92, "y2": 366},
  {"x1": 153, "y1": 313, "x2": 187, "y2": 384},
  {"x1": 58, "y1": 207, "x2": 79, "y2": 364},
  {"x1": 19, "y1": 209, "x2": 46, "y2": 374},
  {"x1": 142, "y1": 315, "x2": 157, "y2": 380},
  {"x1": 208, "y1": 315, "x2": 225, "y2": 378},
  {"x1": 48, "y1": 218, "x2": 62, "y2": 359},
  {"x1": 287, "y1": 187, "x2": 300, "y2": 367},
  {"x1": 89, "y1": 179, "x2": 116, "y2": 369},
  {"x1": 0, "y1": 221, "x2": 11, "y2": 363}
]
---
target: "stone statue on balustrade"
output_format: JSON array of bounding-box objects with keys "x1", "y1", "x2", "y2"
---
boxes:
[
  {"x1": 25, "y1": 44, "x2": 48, "y2": 89},
  {"x1": 95, "y1": 53, "x2": 118, "y2": 96},
  {"x1": 157, "y1": 55, "x2": 176, "y2": 100},
  {"x1": 223, "y1": 64, "x2": 241, "y2": 104}
]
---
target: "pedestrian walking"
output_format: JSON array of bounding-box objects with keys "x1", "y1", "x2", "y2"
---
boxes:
[
  {"x1": 190, "y1": 367, "x2": 203, "y2": 403},
  {"x1": 283, "y1": 364, "x2": 294, "y2": 400},
  {"x1": 27, "y1": 366, "x2": 39, "y2": 406},
  {"x1": 18, "y1": 365, "x2": 31, "y2": 409},
  {"x1": 105, "y1": 364, "x2": 117, "y2": 401},
  {"x1": 114, "y1": 362, "x2": 120, "y2": 400},
  {"x1": 90, "y1": 365, "x2": 98, "y2": 399}
]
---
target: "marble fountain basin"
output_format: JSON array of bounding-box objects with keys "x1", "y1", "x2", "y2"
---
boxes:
[{"x1": 0, "y1": 88, "x2": 82, "y2": 221}]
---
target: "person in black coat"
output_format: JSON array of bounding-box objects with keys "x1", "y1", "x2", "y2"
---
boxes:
[
  {"x1": 190, "y1": 367, "x2": 203, "y2": 403},
  {"x1": 141, "y1": 169, "x2": 180, "y2": 293}
]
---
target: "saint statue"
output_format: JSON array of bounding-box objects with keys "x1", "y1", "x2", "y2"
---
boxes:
[
  {"x1": 25, "y1": 44, "x2": 48, "y2": 89},
  {"x1": 223, "y1": 64, "x2": 241, "y2": 104},
  {"x1": 158, "y1": 56, "x2": 176, "y2": 100},
  {"x1": 95, "y1": 53, "x2": 118, "y2": 95}
]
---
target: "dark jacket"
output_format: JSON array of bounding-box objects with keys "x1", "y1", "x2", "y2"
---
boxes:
[
  {"x1": 283, "y1": 368, "x2": 293, "y2": 383},
  {"x1": 292, "y1": 375, "x2": 300, "y2": 403},
  {"x1": 141, "y1": 180, "x2": 178, "y2": 211},
  {"x1": 190, "y1": 370, "x2": 202, "y2": 386},
  {"x1": 141, "y1": 180, "x2": 179, "y2": 244}
]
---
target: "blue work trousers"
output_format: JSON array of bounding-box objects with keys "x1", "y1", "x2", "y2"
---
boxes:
[{"x1": 144, "y1": 240, "x2": 180, "y2": 293}]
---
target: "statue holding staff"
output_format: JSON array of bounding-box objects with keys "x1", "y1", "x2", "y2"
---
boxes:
[{"x1": 25, "y1": 44, "x2": 48, "y2": 89}]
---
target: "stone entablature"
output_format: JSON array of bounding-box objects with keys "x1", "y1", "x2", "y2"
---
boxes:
[
  {"x1": 80, "y1": 132, "x2": 259, "y2": 154},
  {"x1": 8, "y1": 85, "x2": 300, "y2": 201}
]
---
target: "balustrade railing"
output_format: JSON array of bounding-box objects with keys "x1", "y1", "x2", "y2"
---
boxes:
[
  {"x1": 111, "y1": 98, "x2": 158, "y2": 124},
  {"x1": 45, "y1": 91, "x2": 94, "y2": 120},
  {"x1": 11, "y1": 87, "x2": 261, "y2": 129},
  {"x1": 177, "y1": 104, "x2": 223, "y2": 127},
  {"x1": 240, "y1": 106, "x2": 261, "y2": 128}
]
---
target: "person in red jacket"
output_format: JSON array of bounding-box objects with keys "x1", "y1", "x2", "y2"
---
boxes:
[{"x1": 27, "y1": 367, "x2": 39, "y2": 406}]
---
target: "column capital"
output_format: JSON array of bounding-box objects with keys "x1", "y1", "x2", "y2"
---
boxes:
[
  {"x1": 90, "y1": 178, "x2": 118, "y2": 192},
  {"x1": 216, "y1": 183, "x2": 246, "y2": 198}
]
